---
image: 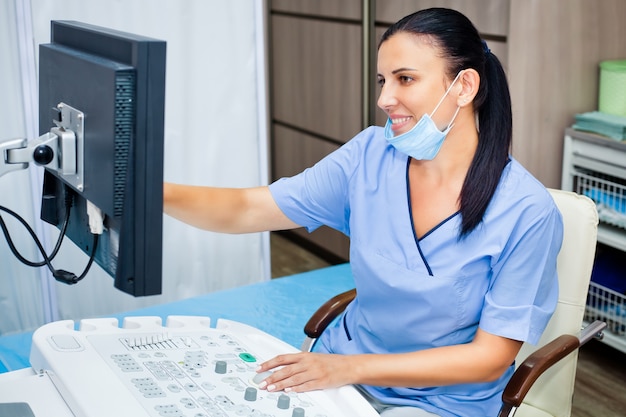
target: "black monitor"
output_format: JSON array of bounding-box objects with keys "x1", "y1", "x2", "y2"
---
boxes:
[{"x1": 38, "y1": 21, "x2": 166, "y2": 296}]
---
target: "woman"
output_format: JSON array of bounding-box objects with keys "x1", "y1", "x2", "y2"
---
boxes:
[{"x1": 164, "y1": 8, "x2": 563, "y2": 417}]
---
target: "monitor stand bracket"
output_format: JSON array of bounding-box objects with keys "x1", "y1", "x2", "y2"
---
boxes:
[{"x1": 0, "y1": 103, "x2": 84, "y2": 191}]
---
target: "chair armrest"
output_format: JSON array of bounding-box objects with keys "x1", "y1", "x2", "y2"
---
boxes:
[
  {"x1": 304, "y1": 289, "x2": 356, "y2": 339},
  {"x1": 501, "y1": 320, "x2": 606, "y2": 411},
  {"x1": 502, "y1": 334, "x2": 580, "y2": 408}
]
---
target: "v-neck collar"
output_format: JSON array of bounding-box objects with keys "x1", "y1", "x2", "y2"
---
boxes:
[{"x1": 405, "y1": 157, "x2": 460, "y2": 275}]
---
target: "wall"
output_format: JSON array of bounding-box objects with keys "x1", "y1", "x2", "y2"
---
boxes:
[{"x1": 508, "y1": 0, "x2": 626, "y2": 188}]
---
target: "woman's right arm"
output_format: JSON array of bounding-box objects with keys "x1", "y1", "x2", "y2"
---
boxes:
[{"x1": 163, "y1": 183, "x2": 301, "y2": 234}]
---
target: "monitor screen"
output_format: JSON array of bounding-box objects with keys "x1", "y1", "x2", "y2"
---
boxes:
[{"x1": 38, "y1": 21, "x2": 166, "y2": 296}]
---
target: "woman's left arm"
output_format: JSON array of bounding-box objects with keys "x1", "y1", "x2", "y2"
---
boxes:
[{"x1": 255, "y1": 329, "x2": 522, "y2": 392}]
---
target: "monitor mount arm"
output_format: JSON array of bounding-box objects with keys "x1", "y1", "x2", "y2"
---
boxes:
[
  {"x1": 1, "y1": 102, "x2": 84, "y2": 191},
  {"x1": 0, "y1": 103, "x2": 103, "y2": 285}
]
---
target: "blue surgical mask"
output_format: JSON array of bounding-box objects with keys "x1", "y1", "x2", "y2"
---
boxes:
[{"x1": 384, "y1": 72, "x2": 462, "y2": 160}]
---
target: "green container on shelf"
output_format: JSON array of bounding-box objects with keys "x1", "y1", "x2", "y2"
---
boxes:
[{"x1": 599, "y1": 59, "x2": 626, "y2": 117}]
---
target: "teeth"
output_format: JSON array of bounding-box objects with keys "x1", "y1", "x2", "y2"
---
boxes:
[{"x1": 391, "y1": 117, "x2": 411, "y2": 124}]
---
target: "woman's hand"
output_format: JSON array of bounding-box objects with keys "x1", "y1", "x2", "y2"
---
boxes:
[
  {"x1": 255, "y1": 352, "x2": 357, "y2": 393},
  {"x1": 253, "y1": 329, "x2": 521, "y2": 393}
]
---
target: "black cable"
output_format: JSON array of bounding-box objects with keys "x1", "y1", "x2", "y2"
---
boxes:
[
  {"x1": 71, "y1": 233, "x2": 99, "y2": 283},
  {"x1": 0, "y1": 196, "x2": 99, "y2": 285},
  {"x1": 0, "y1": 206, "x2": 57, "y2": 268},
  {"x1": 47, "y1": 190, "x2": 74, "y2": 260},
  {"x1": 50, "y1": 233, "x2": 99, "y2": 284},
  {"x1": 0, "y1": 196, "x2": 71, "y2": 267}
]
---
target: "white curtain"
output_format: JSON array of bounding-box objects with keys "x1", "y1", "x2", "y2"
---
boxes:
[{"x1": 0, "y1": 0, "x2": 269, "y2": 335}]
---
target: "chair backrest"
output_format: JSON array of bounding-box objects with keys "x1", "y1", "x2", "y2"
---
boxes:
[{"x1": 514, "y1": 189, "x2": 598, "y2": 417}]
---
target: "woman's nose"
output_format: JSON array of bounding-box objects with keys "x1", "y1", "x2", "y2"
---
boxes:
[{"x1": 377, "y1": 85, "x2": 397, "y2": 111}]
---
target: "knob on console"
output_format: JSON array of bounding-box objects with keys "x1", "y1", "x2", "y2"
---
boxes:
[
  {"x1": 214, "y1": 360, "x2": 227, "y2": 374},
  {"x1": 277, "y1": 393, "x2": 290, "y2": 409}
]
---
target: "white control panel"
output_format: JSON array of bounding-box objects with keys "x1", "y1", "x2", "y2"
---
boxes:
[{"x1": 28, "y1": 316, "x2": 379, "y2": 417}]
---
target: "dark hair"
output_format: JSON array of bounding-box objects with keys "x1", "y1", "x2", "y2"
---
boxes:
[{"x1": 380, "y1": 8, "x2": 512, "y2": 237}]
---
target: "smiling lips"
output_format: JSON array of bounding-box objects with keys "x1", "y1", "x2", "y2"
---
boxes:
[{"x1": 389, "y1": 116, "x2": 413, "y2": 132}]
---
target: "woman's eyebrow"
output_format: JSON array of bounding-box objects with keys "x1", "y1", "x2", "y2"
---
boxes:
[{"x1": 392, "y1": 67, "x2": 418, "y2": 74}]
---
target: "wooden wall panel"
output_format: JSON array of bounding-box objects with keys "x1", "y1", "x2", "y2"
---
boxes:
[
  {"x1": 376, "y1": 0, "x2": 509, "y2": 36},
  {"x1": 507, "y1": 0, "x2": 626, "y2": 188},
  {"x1": 272, "y1": 125, "x2": 339, "y2": 179},
  {"x1": 271, "y1": 0, "x2": 361, "y2": 20},
  {"x1": 271, "y1": 15, "x2": 363, "y2": 142}
]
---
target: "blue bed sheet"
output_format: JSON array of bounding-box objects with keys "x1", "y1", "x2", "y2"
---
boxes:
[{"x1": 0, "y1": 264, "x2": 354, "y2": 373}]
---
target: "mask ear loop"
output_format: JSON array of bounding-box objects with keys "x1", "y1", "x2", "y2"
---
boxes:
[
  {"x1": 442, "y1": 106, "x2": 461, "y2": 132},
  {"x1": 429, "y1": 71, "x2": 463, "y2": 131}
]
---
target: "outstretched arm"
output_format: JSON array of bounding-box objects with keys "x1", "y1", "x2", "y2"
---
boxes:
[{"x1": 163, "y1": 182, "x2": 300, "y2": 234}]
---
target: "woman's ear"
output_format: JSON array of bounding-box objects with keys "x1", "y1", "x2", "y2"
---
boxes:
[{"x1": 456, "y1": 69, "x2": 480, "y2": 107}]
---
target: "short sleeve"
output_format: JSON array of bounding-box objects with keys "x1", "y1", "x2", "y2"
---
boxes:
[
  {"x1": 268, "y1": 127, "x2": 376, "y2": 235},
  {"x1": 479, "y1": 192, "x2": 563, "y2": 345}
]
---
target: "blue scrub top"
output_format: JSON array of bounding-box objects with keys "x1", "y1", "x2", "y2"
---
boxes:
[{"x1": 269, "y1": 126, "x2": 563, "y2": 417}]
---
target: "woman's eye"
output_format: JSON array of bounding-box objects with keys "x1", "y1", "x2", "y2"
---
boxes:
[
  {"x1": 377, "y1": 77, "x2": 385, "y2": 87},
  {"x1": 399, "y1": 75, "x2": 413, "y2": 84}
]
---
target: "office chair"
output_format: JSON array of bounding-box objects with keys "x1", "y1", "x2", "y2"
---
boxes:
[{"x1": 301, "y1": 189, "x2": 604, "y2": 417}]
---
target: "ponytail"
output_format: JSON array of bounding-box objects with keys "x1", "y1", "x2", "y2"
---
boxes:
[{"x1": 459, "y1": 50, "x2": 512, "y2": 237}]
